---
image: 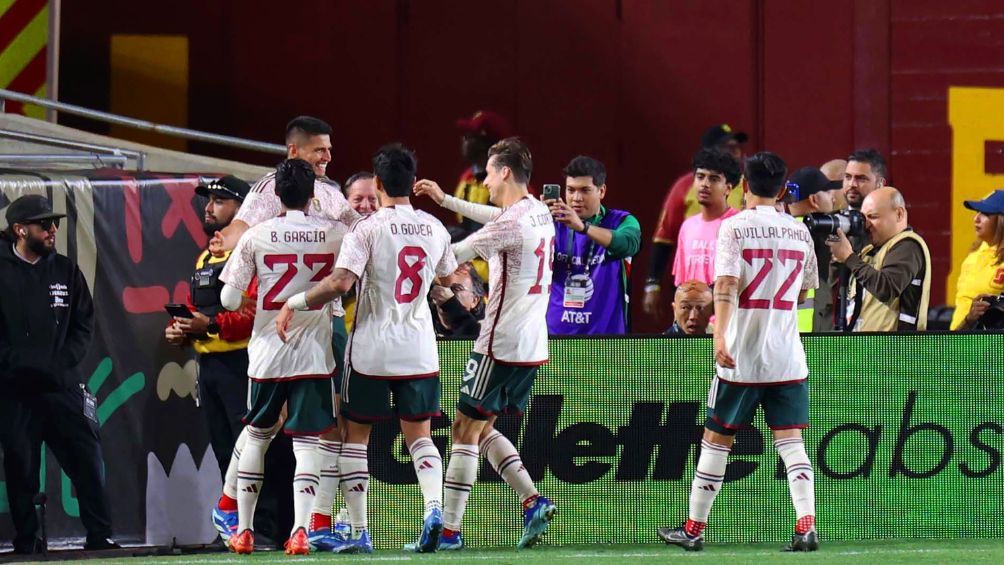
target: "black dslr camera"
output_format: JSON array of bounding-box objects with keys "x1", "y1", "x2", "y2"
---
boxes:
[
  {"x1": 978, "y1": 294, "x2": 1004, "y2": 329},
  {"x1": 803, "y1": 210, "x2": 866, "y2": 238}
]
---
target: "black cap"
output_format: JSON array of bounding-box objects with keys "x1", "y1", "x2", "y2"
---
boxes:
[
  {"x1": 964, "y1": 190, "x2": 1004, "y2": 215},
  {"x1": 786, "y1": 167, "x2": 835, "y2": 202},
  {"x1": 701, "y1": 123, "x2": 749, "y2": 148},
  {"x1": 195, "y1": 175, "x2": 250, "y2": 202},
  {"x1": 5, "y1": 195, "x2": 66, "y2": 227}
]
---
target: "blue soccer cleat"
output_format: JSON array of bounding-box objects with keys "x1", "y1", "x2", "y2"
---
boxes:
[
  {"x1": 308, "y1": 527, "x2": 346, "y2": 551},
  {"x1": 439, "y1": 530, "x2": 465, "y2": 551},
  {"x1": 333, "y1": 530, "x2": 373, "y2": 554},
  {"x1": 212, "y1": 503, "x2": 238, "y2": 542},
  {"x1": 402, "y1": 508, "x2": 444, "y2": 553},
  {"x1": 518, "y1": 495, "x2": 557, "y2": 549}
]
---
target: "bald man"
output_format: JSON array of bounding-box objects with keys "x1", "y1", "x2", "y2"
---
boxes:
[
  {"x1": 664, "y1": 281, "x2": 713, "y2": 335},
  {"x1": 819, "y1": 159, "x2": 847, "y2": 211},
  {"x1": 826, "y1": 187, "x2": 932, "y2": 331}
]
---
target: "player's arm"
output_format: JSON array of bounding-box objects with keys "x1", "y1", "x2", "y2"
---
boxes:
[
  {"x1": 211, "y1": 219, "x2": 249, "y2": 254},
  {"x1": 276, "y1": 268, "x2": 357, "y2": 342},
  {"x1": 415, "y1": 179, "x2": 501, "y2": 225},
  {"x1": 218, "y1": 231, "x2": 256, "y2": 310},
  {"x1": 713, "y1": 275, "x2": 739, "y2": 369}
]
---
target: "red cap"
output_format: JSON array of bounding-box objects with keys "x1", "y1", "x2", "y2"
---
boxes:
[{"x1": 456, "y1": 110, "x2": 512, "y2": 141}]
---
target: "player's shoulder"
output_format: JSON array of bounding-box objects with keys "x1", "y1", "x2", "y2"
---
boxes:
[
  {"x1": 250, "y1": 171, "x2": 277, "y2": 193},
  {"x1": 414, "y1": 208, "x2": 448, "y2": 229}
]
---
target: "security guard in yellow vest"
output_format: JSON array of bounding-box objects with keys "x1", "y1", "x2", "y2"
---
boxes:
[
  {"x1": 826, "y1": 187, "x2": 931, "y2": 331},
  {"x1": 785, "y1": 167, "x2": 843, "y2": 332}
]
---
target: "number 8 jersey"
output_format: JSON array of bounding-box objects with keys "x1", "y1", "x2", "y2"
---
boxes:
[
  {"x1": 220, "y1": 210, "x2": 341, "y2": 381},
  {"x1": 714, "y1": 206, "x2": 819, "y2": 384},
  {"x1": 336, "y1": 205, "x2": 457, "y2": 378}
]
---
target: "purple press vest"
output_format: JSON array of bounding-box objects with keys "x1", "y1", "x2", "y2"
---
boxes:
[{"x1": 547, "y1": 208, "x2": 631, "y2": 335}]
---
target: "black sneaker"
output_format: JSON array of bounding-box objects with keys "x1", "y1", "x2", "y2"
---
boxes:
[
  {"x1": 784, "y1": 529, "x2": 819, "y2": 552},
  {"x1": 84, "y1": 537, "x2": 122, "y2": 551},
  {"x1": 657, "y1": 526, "x2": 704, "y2": 551}
]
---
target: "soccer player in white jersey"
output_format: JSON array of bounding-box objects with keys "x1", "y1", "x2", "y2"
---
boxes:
[
  {"x1": 413, "y1": 138, "x2": 557, "y2": 550},
  {"x1": 217, "y1": 159, "x2": 341, "y2": 555},
  {"x1": 275, "y1": 144, "x2": 457, "y2": 554},
  {"x1": 209, "y1": 117, "x2": 360, "y2": 550},
  {"x1": 659, "y1": 152, "x2": 821, "y2": 552}
]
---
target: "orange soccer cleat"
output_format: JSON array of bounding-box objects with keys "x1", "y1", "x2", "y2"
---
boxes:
[
  {"x1": 284, "y1": 527, "x2": 311, "y2": 555},
  {"x1": 229, "y1": 529, "x2": 255, "y2": 554}
]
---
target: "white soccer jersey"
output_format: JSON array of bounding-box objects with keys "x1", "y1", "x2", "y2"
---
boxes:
[
  {"x1": 456, "y1": 196, "x2": 555, "y2": 364},
  {"x1": 237, "y1": 172, "x2": 358, "y2": 230},
  {"x1": 714, "y1": 206, "x2": 819, "y2": 384},
  {"x1": 220, "y1": 210, "x2": 340, "y2": 381},
  {"x1": 338, "y1": 205, "x2": 456, "y2": 377}
]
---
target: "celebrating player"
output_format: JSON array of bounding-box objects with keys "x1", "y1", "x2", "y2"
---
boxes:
[
  {"x1": 413, "y1": 137, "x2": 557, "y2": 550},
  {"x1": 658, "y1": 152, "x2": 820, "y2": 552},
  {"x1": 217, "y1": 159, "x2": 341, "y2": 555},
  {"x1": 277, "y1": 144, "x2": 457, "y2": 554}
]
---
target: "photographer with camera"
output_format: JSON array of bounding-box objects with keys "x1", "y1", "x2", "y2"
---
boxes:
[
  {"x1": 950, "y1": 190, "x2": 1004, "y2": 330},
  {"x1": 825, "y1": 187, "x2": 932, "y2": 331},
  {"x1": 786, "y1": 167, "x2": 840, "y2": 331}
]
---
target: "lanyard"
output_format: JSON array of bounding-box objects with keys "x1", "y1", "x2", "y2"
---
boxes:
[{"x1": 563, "y1": 212, "x2": 603, "y2": 278}]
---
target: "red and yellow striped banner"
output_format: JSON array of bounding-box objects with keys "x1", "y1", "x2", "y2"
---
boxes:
[{"x1": 0, "y1": 0, "x2": 49, "y2": 118}]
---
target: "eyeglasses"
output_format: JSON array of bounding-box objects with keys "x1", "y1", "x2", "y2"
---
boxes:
[{"x1": 28, "y1": 218, "x2": 59, "y2": 230}]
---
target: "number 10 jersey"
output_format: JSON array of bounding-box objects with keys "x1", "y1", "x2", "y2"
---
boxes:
[
  {"x1": 714, "y1": 206, "x2": 819, "y2": 384},
  {"x1": 221, "y1": 210, "x2": 340, "y2": 381}
]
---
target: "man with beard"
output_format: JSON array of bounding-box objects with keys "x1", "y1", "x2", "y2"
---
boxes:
[{"x1": 0, "y1": 195, "x2": 118, "y2": 553}]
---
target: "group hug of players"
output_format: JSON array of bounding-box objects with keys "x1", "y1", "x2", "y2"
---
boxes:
[{"x1": 208, "y1": 121, "x2": 819, "y2": 555}]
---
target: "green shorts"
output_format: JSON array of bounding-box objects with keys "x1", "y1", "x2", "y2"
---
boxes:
[
  {"x1": 457, "y1": 352, "x2": 539, "y2": 420},
  {"x1": 705, "y1": 377, "x2": 809, "y2": 435},
  {"x1": 244, "y1": 378, "x2": 336, "y2": 436},
  {"x1": 331, "y1": 315, "x2": 348, "y2": 390},
  {"x1": 340, "y1": 365, "x2": 441, "y2": 423}
]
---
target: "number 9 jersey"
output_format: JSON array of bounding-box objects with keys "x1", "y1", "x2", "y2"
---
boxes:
[
  {"x1": 220, "y1": 210, "x2": 340, "y2": 381},
  {"x1": 714, "y1": 206, "x2": 819, "y2": 384},
  {"x1": 336, "y1": 205, "x2": 457, "y2": 377}
]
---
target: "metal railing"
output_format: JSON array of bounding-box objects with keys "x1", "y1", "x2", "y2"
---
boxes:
[
  {"x1": 0, "y1": 88, "x2": 286, "y2": 156},
  {"x1": 1, "y1": 128, "x2": 145, "y2": 169},
  {"x1": 0, "y1": 154, "x2": 128, "y2": 167}
]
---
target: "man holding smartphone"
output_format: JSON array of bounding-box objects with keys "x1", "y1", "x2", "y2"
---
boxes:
[{"x1": 545, "y1": 155, "x2": 641, "y2": 335}]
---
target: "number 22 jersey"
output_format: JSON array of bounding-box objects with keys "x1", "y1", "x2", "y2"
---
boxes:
[
  {"x1": 220, "y1": 210, "x2": 340, "y2": 381},
  {"x1": 714, "y1": 206, "x2": 819, "y2": 384}
]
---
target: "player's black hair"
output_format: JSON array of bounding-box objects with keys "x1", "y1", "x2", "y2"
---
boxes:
[
  {"x1": 488, "y1": 137, "x2": 533, "y2": 185},
  {"x1": 847, "y1": 148, "x2": 888, "y2": 179},
  {"x1": 285, "y1": 116, "x2": 332, "y2": 145},
  {"x1": 274, "y1": 158, "x2": 316, "y2": 209},
  {"x1": 692, "y1": 148, "x2": 741, "y2": 187},
  {"x1": 343, "y1": 171, "x2": 375, "y2": 196},
  {"x1": 744, "y1": 152, "x2": 788, "y2": 198},
  {"x1": 372, "y1": 143, "x2": 417, "y2": 198},
  {"x1": 562, "y1": 155, "x2": 607, "y2": 186}
]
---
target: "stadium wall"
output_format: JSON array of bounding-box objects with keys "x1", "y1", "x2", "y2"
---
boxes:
[{"x1": 1, "y1": 175, "x2": 1001, "y2": 547}]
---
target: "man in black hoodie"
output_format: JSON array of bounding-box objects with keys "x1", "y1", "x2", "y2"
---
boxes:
[{"x1": 0, "y1": 194, "x2": 117, "y2": 553}]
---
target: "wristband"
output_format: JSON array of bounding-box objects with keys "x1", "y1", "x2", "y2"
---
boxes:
[
  {"x1": 580, "y1": 223, "x2": 590, "y2": 235},
  {"x1": 287, "y1": 292, "x2": 309, "y2": 311}
]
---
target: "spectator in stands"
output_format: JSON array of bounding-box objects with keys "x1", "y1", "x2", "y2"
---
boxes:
[
  {"x1": 546, "y1": 155, "x2": 641, "y2": 335},
  {"x1": 785, "y1": 167, "x2": 837, "y2": 332},
  {"x1": 820, "y1": 159, "x2": 848, "y2": 211},
  {"x1": 671, "y1": 149, "x2": 741, "y2": 287},
  {"x1": 429, "y1": 262, "x2": 486, "y2": 337},
  {"x1": 827, "y1": 187, "x2": 931, "y2": 331},
  {"x1": 643, "y1": 123, "x2": 748, "y2": 321},
  {"x1": 951, "y1": 190, "x2": 1004, "y2": 330},
  {"x1": 843, "y1": 149, "x2": 887, "y2": 212},
  {"x1": 664, "y1": 280, "x2": 713, "y2": 335}
]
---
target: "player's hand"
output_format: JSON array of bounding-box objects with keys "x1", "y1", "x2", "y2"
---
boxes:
[
  {"x1": 175, "y1": 312, "x2": 210, "y2": 334},
  {"x1": 413, "y1": 179, "x2": 446, "y2": 205},
  {"x1": 825, "y1": 229, "x2": 853, "y2": 263},
  {"x1": 548, "y1": 199, "x2": 586, "y2": 232},
  {"x1": 276, "y1": 304, "x2": 295, "y2": 343},
  {"x1": 429, "y1": 285, "x2": 455, "y2": 305},
  {"x1": 642, "y1": 288, "x2": 662, "y2": 319},
  {"x1": 164, "y1": 322, "x2": 186, "y2": 345},
  {"x1": 209, "y1": 230, "x2": 226, "y2": 258},
  {"x1": 965, "y1": 294, "x2": 994, "y2": 324},
  {"x1": 714, "y1": 335, "x2": 736, "y2": 369}
]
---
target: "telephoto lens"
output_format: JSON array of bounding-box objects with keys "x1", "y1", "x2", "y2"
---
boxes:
[{"x1": 804, "y1": 210, "x2": 866, "y2": 237}]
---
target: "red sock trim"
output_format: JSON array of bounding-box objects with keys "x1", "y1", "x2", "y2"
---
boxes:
[
  {"x1": 685, "y1": 519, "x2": 706, "y2": 537},
  {"x1": 443, "y1": 528, "x2": 460, "y2": 538},
  {"x1": 218, "y1": 494, "x2": 237, "y2": 512},
  {"x1": 795, "y1": 515, "x2": 815, "y2": 535},
  {"x1": 522, "y1": 494, "x2": 539, "y2": 509},
  {"x1": 310, "y1": 512, "x2": 332, "y2": 531}
]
